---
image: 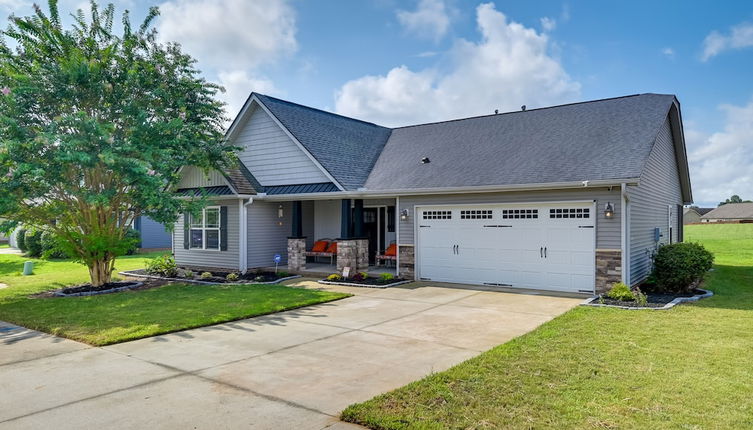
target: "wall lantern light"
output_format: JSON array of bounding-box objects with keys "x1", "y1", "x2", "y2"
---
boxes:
[
  {"x1": 400, "y1": 209, "x2": 409, "y2": 221},
  {"x1": 604, "y1": 202, "x2": 614, "y2": 219},
  {"x1": 278, "y1": 204, "x2": 284, "y2": 219}
]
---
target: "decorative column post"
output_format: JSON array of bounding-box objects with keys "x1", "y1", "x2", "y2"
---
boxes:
[{"x1": 287, "y1": 201, "x2": 306, "y2": 271}]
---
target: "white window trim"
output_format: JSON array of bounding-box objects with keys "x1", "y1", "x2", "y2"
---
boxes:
[{"x1": 189, "y1": 206, "x2": 221, "y2": 251}]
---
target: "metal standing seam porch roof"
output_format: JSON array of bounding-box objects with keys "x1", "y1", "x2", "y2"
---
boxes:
[{"x1": 235, "y1": 93, "x2": 690, "y2": 199}]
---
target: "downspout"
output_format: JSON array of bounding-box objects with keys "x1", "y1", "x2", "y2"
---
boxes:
[
  {"x1": 239, "y1": 197, "x2": 254, "y2": 273},
  {"x1": 620, "y1": 183, "x2": 629, "y2": 285}
]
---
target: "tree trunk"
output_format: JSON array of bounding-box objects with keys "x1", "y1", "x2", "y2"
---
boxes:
[{"x1": 89, "y1": 257, "x2": 114, "y2": 287}]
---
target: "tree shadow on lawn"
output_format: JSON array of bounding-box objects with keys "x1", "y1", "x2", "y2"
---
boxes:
[
  {"x1": 690, "y1": 264, "x2": 753, "y2": 311},
  {"x1": 0, "y1": 258, "x2": 52, "y2": 277}
]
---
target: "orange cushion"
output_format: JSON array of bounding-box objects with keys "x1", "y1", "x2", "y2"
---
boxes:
[
  {"x1": 384, "y1": 243, "x2": 397, "y2": 256},
  {"x1": 311, "y1": 241, "x2": 329, "y2": 252},
  {"x1": 326, "y1": 242, "x2": 337, "y2": 254}
]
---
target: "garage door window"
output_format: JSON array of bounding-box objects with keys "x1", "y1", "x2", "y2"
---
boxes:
[
  {"x1": 501, "y1": 209, "x2": 538, "y2": 219},
  {"x1": 460, "y1": 209, "x2": 492, "y2": 219},
  {"x1": 550, "y1": 208, "x2": 590, "y2": 219},
  {"x1": 423, "y1": 210, "x2": 452, "y2": 220}
]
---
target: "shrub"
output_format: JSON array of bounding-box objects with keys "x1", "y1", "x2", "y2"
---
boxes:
[
  {"x1": 16, "y1": 229, "x2": 27, "y2": 251},
  {"x1": 41, "y1": 230, "x2": 69, "y2": 259},
  {"x1": 651, "y1": 242, "x2": 714, "y2": 293},
  {"x1": 254, "y1": 275, "x2": 266, "y2": 282},
  {"x1": 351, "y1": 272, "x2": 367, "y2": 281},
  {"x1": 634, "y1": 288, "x2": 648, "y2": 307},
  {"x1": 226, "y1": 273, "x2": 239, "y2": 282},
  {"x1": 379, "y1": 273, "x2": 395, "y2": 282},
  {"x1": 24, "y1": 229, "x2": 44, "y2": 257},
  {"x1": 124, "y1": 228, "x2": 141, "y2": 255},
  {"x1": 277, "y1": 271, "x2": 290, "y2": 278},
  {"x1": 327, "y1": 273, "x2": 343, "y2": 281},
  {"x1": 606, "y1": 283, "x2": 635, "y2": 301},
  {"x1": 145, "y1": 255, "x2": 178, "y2": 277},
  {"x1": 183, "y1": 269, "x2": 194, "y2": 279},
  {"x1": 200, "y1": 271, "x2": 213, "y2": 280}
]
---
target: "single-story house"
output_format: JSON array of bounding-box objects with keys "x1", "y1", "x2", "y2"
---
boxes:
[
  {"x1": 172, "y1": 93, "x2": 692, "y2": 294},
  {"x1": 683, "y1": 207, "x2": 713, "y2": 224},
  {"x1": 701, "y1": 203, "x2": 753, "y2": 223}
]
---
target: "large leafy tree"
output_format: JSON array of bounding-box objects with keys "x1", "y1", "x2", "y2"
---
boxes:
[
  {"x1": 0, "y1": 1, "x2": 235, "y2": 285},
  {"x1": 718, "y1": 195, "x2": 752, "y2": 206}
]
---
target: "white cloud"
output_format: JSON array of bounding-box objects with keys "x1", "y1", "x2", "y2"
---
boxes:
[
  {"x1": 217, "y1": 70, "x2": 278, "y2": 117},
  {"x1": 335, "y1": 2, "x2": 580, "y2": 127},
  {"x1": 397, "y1": 0, "x2": 451, "y2": 42},
  {"x1": 701, "y1": 22, "x2": 753, "y2": 61},
  {"x1": 157, "y1": 0, "x2": 296, "y2": 117},
  {"x1": 686, "y1": 98, "x2": 753, "y2": 205},
  {"x1": 540, "y1": 17, "x2": 556, "y2": 32},
  {"x1": 0, "y1": 0, "x2": 24, "y2": 11},
  {"x1": 662, "y1": 47, "x2": 675, "y2": 58}
]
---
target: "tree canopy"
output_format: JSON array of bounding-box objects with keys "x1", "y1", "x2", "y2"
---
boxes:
[
  {"x1": 718, "y1": 195, "x2": 752, "y2": 206},
  {"x1": 0, "y1": 1, "x2": 236, "y2": 285}
]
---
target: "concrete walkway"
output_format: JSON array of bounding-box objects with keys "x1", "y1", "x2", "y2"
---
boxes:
[{"x1": 0, "y1": 280, "x2": 582, "y2": 429}]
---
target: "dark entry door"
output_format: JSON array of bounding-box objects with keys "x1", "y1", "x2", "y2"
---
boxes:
[{"x1": 362, "y1": 208, "x2": 380, "y2": 263}]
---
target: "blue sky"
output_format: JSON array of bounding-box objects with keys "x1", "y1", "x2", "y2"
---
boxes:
[{"x1": 2, "y1": 0, "x2": 753, "y2": 207}]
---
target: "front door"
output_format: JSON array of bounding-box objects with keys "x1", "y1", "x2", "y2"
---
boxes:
[{"x1": 362, "y1": 208, "x2": 379, "y2": 263}]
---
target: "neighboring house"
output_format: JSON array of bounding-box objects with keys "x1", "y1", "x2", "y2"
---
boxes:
[
  {"x1": 172, "y1": 93, "x2": 692, "y2": 294},
  {"x1": 683, "y1": 207, "x2": 713, "y2": 224},
  {"x1": 701, "y1": 203, "x2": 753, "y2": 223},
  {"x1": 133, "y1": 216, "x2": 172, "y2": 249}
]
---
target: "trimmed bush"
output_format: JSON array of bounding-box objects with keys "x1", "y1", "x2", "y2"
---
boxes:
[
  {"x1": 16, "y1": 229, "x2": 27, "y2": 251},
  {"x1": 145, "y1": 254, "x2": 178, "y2": 277},
  {"x1": 41, "y1": 230, "x2": 69, "y2": 259},
  {"x1": 226, "y1": 273, "x2": 239, "y2": 282},
  {"x1": 379, "y1": 273, "x2": 395, "y2": 282},
  {"x1": 124, "y1": 228, "x2": 141, "y2": 255},
  {"x1": 326, "y1": 273, "x2": 343, "y2": 281},
  {"x1": 24, "y1": 229, "x2": 43, "y2": 257},
  {"x1": 651, "y1": 242, "x2": 714, "y2": 293},
  {"x1": 200, "y1": 271, "x2": 213, "y2": 280},
  {"x1": 606, "y1": 282, "x2": 635, "y2": 301}
]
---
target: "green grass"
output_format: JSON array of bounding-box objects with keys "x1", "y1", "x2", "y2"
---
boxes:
[
  {"x1": 0, "y1": 252, "x2": 348, "y2": 345},
  {"x1": 342, "y1": 223, "x2": 753, "y2": 429},
  {"x1": 0, "y1": 243, "x2": 8, "y2": 248}
]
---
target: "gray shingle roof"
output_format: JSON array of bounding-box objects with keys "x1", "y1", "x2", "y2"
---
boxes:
[
  {"x1": 701, "y1": 203, "x2": 753, "y2": 220},
  {"x1": 255, "y1": 94, "x2": 392, "y2": 190},
  {"x1": 363, "y1": 94, "x2": 677, "y2": 190}
]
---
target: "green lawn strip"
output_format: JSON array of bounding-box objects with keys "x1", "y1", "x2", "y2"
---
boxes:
[
  {"x1": 0, "y1": 283, "x2": 348, "y2": 345},
  {"x1": 342, "y1": 224, "x2": 753, "y2": 429},
  {"x1": 0, "y1": 243, "x2": 8, "y2": 248},
  {"x1": 0, "y1": 251, "x2": 167, "y2": 301}
]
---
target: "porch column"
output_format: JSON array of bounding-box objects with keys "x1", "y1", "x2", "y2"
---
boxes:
[
  {"x1": 287, "y1": 201, "x2": 306, "y2": 272},
  {"x1": 353, "y1": 199, "x2": 364, "y2": 238},
  {"x1": 291, "y1": 200, "x2": 303, "y2": 238},
  {"x1": 340, "y1": 199, "x2": 352, "y2": 239}
]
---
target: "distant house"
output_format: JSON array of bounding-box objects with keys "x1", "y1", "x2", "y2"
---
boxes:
[
  {"x1": 683, "y1": 207, "x2": 713, "y2": 224},
  {"x1": 701, "y1": 203, "x2": 753, "y2": 223}
]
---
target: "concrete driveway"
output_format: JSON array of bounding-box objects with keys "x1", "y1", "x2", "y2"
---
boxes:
[{"x1": 0, "y1": 280, "x2": 582, "y2": 429}]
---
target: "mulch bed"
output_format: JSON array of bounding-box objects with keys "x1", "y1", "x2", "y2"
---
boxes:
[
  {"x1": 585, "y1": 288, "x2": 711, "y2": 309},
  {"x1": 122, "y1": 268, "x2": 298, "y2": 284},
  {"x1": 33, "y1": 278, "x2": 171, "y2": 298},
  {"x1": 318, "y1": 276, "x2": 410, "y2": 288}
]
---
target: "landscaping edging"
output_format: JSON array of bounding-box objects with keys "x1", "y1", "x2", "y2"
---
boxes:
[
  {"x1": 54, "y1": 281, "x2": 144, "y2": 297},
  {"x1": 581, "y1": 288, "x2": 713, "y2": 310},
  {"x1": 317, "y1": 279, "x2": 413, "y2": 289},
  {"x1": 119, "y1": 270, "x2": 301, "y2": 285}
]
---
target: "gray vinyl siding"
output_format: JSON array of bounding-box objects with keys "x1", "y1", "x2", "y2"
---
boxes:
[
  {"x1": 138, "y1": 216, "x2": 171, "y2": 249},
  {"x1": 173, "y1": 200, "x2": 240, "y2": 270},
  {"x1": 247, "y1": 201, "x2": 293, "y2": 269},
  {"x1": 398, "y1": 188, "x2": 622, "y2": 249},
  {"x1": 177, "y1": 166, "x2": 227, "y2": 188},
  {"x1": 237, "y1": 105, "x2": 330, "y2": 186},
  {"x1": 628, "y1": 118, "x2": 683, "y2": 285}
]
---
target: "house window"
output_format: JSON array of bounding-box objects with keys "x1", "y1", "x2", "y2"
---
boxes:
[
  {"x1": 549, "y1": 208, "x2": 590, "y2": 219},
  {"x1": 423, "y1": 210, "x2": 452, "y2": 220},
  {"x1": 501, "y1": 209, "x2": 538, "y2": 219},
  {"x1": 461, "y1": 209, "x2": 492, "y2": 219},
  {"x1": 190, "y1": 206, "x2": 221, "y2": 250}
]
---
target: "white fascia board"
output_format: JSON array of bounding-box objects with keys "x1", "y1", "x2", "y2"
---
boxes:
[{"x1": 252, "y1": 178, "x2": 641, "y2": 201}]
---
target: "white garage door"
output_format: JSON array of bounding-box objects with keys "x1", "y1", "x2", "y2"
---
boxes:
[{"x1": 417, "y1": 202, "x2": 595, "y2": 293}]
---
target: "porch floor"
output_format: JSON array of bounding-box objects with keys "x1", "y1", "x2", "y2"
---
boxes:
[{"x1": 280, "y1": 263, "x2": 397, "y2": 277}]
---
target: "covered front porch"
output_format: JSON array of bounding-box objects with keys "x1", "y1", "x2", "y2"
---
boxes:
[{"x1": 283, "y1": 198, "x2": 398, "y2": 276}]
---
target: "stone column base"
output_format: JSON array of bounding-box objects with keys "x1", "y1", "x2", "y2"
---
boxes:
[
  {"x1": 398, "y1": 244, "x2": 415, "y2": 280},
  {"x1": 596, "y1": 249, "x2": 622, "y2": 294},
  {"x1": 287, "y1": 238, "x2": 307, "y2": 272},
  {"x1": 337, "y1": 239, "x2": 369, "y2": 273}
]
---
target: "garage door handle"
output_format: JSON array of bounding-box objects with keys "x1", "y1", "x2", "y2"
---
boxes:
[
  {"x1": 540, "y1": 247, "x2": 543, "y2": 258},
  {"x1": 544, "y1": 247, "x2": 547, "y2": 258},
  {"x1": 578, "y1": 225, "x2": 594, "y2": 229}
]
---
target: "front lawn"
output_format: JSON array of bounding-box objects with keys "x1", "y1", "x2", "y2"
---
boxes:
[
  {"x1": 0, "y1": 252, "x2": 348, "y2": 345},
  {"x1": 342, "y1": 223, "x2": 753, "y2": 429}
]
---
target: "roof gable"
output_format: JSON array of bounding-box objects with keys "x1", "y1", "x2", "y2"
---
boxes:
[
  {"x1": 254, "y1": 94, "x2": 392, "y2": 190},
  {"x1": 702, "y1": 203, "x2": 753, "y2": 219}
]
